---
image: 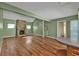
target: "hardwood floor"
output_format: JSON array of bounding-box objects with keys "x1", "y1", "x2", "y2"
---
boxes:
[{"x1": 0, "y1": 35, "x2": 67, "y2": 56}]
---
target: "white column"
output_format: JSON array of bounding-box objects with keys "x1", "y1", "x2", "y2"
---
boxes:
[{"x1": 43, "y1": 20, "x2": 45, "y2": 38}]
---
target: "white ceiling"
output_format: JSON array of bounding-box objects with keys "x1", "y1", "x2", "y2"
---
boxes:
[
  {"x1": 3, "y1": 10, "x2": 35, "y2": 22},
  {"x1": 6, "y1": 2, "x2": 79, "y2": 21}
]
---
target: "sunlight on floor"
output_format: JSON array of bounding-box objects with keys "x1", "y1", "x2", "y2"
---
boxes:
[{"x1": 23, "y1": 36, "x2": 32, "y2": 44}]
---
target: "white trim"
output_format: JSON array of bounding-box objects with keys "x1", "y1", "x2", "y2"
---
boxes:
[
  {"x1": 57, "y1": 20, "x2": 67, "y2": 38},
  {"x1": 43, "y1": 20, "x2": 45, "y2": 38}
]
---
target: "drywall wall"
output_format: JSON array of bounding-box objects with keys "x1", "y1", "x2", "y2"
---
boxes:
[
  {"x1": 46, "y1": 20, "x2": 57, "y2": 37},
  {"x1": 0, "y1": 3, "x2": 78, "y2": 39},
  {"x1": 3, "y1": 18, "x2": 16, "y2": 37},
  {"x1": 0, "y1": 9, "x2": 3, "y2": 38},
  {"x1": 46, "y1": 15, "x2": 78, "y2": 37},
  {"x1": 0, "y1": 8, "x2": 3, "y2": 47},
  {"x1": 33, "y1": 19, "x2": 43, "y2": 35},
  {"x1": 3, "y1": 18, "x2": 33, "y2": 37},
  {"x1": 32, "y1": 15, "x2": 78, "y2": 38}
]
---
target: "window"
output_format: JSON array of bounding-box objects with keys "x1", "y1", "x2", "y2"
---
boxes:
[
  {"x1": 8, "y1": 24, "x2": 15, "y2": 29},
  {"x1": 34, "y1": 26, "x2": 37, "y2": 30},
  {"x1": 27, "y1": 25, "x2": 31, "y2": 29}
]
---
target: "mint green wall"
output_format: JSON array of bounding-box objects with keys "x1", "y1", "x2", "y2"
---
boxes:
[
  {"x1": 33, "y1": 19, "x2": 43, "y2": 35},
  {"x1": 0, "y1": 9, "x2": 3, "y2": 38},
  {"x1": 0, "y1": 2, "x2": 45, "y2": 37},
  {"x1": 46, "y1": 20, "x2": 57, "y2": 37},
  {"x1": 32, "y1": 15, "x2": 78, "y2": 37},
  {"x1": 0, "y1": 8, "x2": 3, "y2": 46},
  {"x1": 0, "y1": 3, "x2": 78, "y2": 38},
  {"x1": 45, "y1": 15, "x2": 78, "y2": 37},
  {"x1": 3, "y1": 19, "x2": 33, "y2": 36},
  {"x1": 66, "y1": 21, "x2": 70, "y2": 38},
  {"x1": 44, "y1": 21, "x2": 57, "y2": 37},
  {"x1": 3, "y1": 18, "x2": 16, "y2": 37},
  {"x1": 3, "y1": 19, "x2": 33, "y2": 37}
]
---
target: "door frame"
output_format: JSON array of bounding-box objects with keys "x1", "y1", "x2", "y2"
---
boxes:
[{"x1": 57, "y1": 20, "x2": 67, "y2": 38}]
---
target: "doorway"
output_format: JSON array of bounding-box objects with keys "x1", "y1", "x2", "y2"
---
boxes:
[{"x1": 57, "y1": 21, "x2": 67, "y2": 38}]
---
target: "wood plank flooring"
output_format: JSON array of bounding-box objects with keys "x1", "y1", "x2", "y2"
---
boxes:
[{"x1": 0, "y1": 35, "x2": 67, "y2": 56}]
